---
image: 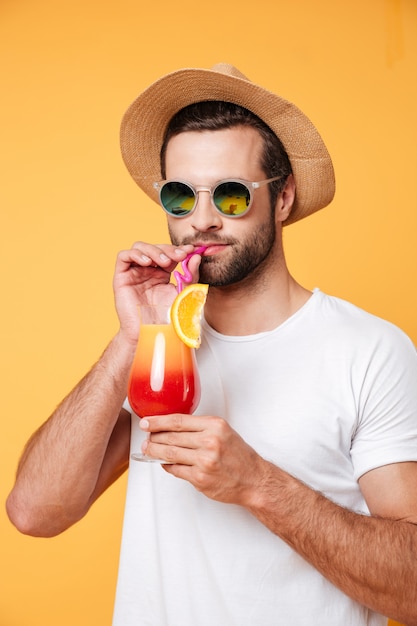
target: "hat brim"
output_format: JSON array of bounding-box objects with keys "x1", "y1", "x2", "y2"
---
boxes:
[{"x1": 120, "y1": 66, "x2": 335, "y2": 225}]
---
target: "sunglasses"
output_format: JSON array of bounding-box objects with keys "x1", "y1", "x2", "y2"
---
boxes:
[{"x1": 153, "y1": 176, "x2": 283, "y2": 218}]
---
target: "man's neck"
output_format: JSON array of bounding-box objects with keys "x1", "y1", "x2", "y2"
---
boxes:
[{"x1": 204, "y1": 267, "x2": 311, "y2": 336}]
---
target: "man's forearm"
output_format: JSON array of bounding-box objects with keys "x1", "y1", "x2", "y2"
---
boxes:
[
  {"x1": 6, "y1": 332, "x2": 134, "y2": 537},
  {"x1": 248, "y1": 463, "x2": 417, "y2": 625}
]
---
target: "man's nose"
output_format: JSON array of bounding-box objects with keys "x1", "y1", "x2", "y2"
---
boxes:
[{"x1": 189, "y1": 190, "x2": 223, "y2": 231}]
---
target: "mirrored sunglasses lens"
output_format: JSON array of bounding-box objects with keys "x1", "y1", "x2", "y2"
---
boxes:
[
  {"x1": 213, "y1": 182, "x2": 251, "y2": 215},
  {"x1": 160, "y1": 182, "x2": 196, "y2": 215}
]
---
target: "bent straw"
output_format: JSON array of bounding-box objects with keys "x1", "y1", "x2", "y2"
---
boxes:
[{"x1": 174, "y1": 246, "x2": 207, "y2": 293}]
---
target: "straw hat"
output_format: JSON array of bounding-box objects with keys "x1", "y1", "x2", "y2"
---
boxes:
[{"x1": 120, "y1": 63, "x2": 335, "y2": 225}]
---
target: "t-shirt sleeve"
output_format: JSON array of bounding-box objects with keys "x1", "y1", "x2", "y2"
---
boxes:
[
  {"x1": 350, "y1": 325, "x2": 417, "y2": 480},
  {"x1": 122, "y1": 397, "x2": 132, "y2": 413}
]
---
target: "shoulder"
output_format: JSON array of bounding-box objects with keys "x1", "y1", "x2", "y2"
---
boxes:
[{"x1": 312, "y1": 290, "x2": 415, "y2": 349}]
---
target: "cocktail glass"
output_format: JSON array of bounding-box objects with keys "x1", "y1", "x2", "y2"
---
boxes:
[{"x1": 128, "y1": 303, "x2": 201, "y2": 462}]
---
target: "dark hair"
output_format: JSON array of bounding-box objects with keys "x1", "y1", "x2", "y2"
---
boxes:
[{"x1": 160, "y1": 101, "x2": 292, "y2": 207}]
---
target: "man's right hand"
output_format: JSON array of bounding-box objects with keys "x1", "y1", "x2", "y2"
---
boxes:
[{"x1": 113, "y1": 242, "x2": 196, "y2": 345}]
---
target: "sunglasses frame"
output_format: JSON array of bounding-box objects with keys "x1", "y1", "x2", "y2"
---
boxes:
[{"x1": 153, "y1": 176, "x2": 283, "y2": 219}]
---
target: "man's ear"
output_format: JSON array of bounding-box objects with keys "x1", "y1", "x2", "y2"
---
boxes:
[{"x1": 275, "y1": 174, "x2": 296, "y2": 223}]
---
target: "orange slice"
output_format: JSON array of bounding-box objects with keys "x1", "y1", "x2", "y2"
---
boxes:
[{"x1": 170, "y1": 283, "x2": 209, "y2": 348}]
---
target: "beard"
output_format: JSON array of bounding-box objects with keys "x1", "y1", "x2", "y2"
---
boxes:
[{"x1": 168, "y1": 211, "x2": 277, "y2": 287}]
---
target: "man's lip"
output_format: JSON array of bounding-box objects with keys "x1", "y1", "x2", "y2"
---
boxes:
[{"x1": 193, "y1": 243, "x2": 228, "y2": 256}]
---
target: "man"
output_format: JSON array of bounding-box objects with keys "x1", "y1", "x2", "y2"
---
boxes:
[{"x1": 6, "y1": 64, "x2": 417, "y2": 625}]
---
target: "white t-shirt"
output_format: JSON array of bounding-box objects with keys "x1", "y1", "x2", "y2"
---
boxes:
[{"x1": 113, "y1": 290, "x2": 417, "y2": 626}]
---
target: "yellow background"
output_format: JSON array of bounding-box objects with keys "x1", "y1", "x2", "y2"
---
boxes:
[{"x1": 1, "y1": 0, "x2": 416, "y2": 624}]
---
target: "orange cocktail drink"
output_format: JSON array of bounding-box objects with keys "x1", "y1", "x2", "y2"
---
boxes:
[
  {"x1": 128, "y1": 321, "x2": 200, "y2": 417},
  {"x1": 127, "y1": 303, "x2": 201, "y2": 462}
]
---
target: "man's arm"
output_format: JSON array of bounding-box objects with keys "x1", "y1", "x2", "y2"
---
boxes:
[
  {"x1": 143, "y1": 413, "x2": 417, "y2": 625},
  {"x1": 6, "y1": 242, "x2": 196, "y2": 537},
  {"x1": 247, "y1": 459, "x2": 417, "y2": 626},
  {"x1": 6, "y1": 332, "x2": 133, "y2": 537}
]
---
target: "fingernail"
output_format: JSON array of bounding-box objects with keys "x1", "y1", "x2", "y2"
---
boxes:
[{"x1": 140, "y1": 419, "x2": 149, "y2": 430}]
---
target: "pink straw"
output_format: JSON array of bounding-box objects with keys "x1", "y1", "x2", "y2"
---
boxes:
[{"x1": 174, "y1": 246, "x2": 207, "y2": 293}]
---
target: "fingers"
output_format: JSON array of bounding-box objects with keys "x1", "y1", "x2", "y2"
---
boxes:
[
  {"x1": 140, "y1": 414, "x2": 227, "y2": 464},
  {"x1": 140, "y1": 413, "x2": 209, "y2": 434},
  {"x1": 121, "y1": 242, "x2": 194, "y2": 272},
  {"x1": 113, "y1": 242, "x2": 197, "y2": 296},
  {"x1": 142, "y1": 439, "x2": 196, "y2": 466},
  {"x1": 141, "y1": 416, "x2": 223, "y2": 467}
]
